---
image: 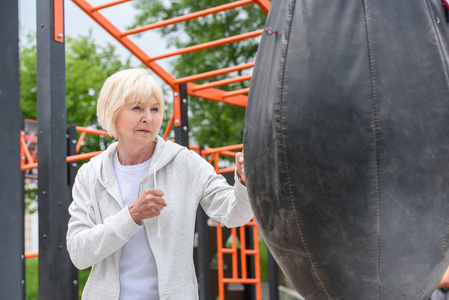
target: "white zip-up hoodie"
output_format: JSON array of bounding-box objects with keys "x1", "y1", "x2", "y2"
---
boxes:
[{"x1": 66, "y1": 136, "x2": 253, "y2": 300}]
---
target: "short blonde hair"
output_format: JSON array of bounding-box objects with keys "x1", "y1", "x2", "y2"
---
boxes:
[{"x1": 97, "y1": 68, "x2": 164, "y2": 138}]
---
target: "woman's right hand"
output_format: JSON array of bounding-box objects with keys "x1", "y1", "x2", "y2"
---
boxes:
[{"x1": 128, "y1": 189, "x2": 167, "y2": 225}]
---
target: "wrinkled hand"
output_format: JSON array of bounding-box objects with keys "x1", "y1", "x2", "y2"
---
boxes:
[
  {"x1": 129, "y1": 189, "x2": 167, "y2": 225},
  {"x1": 235, "y1": 151, "x2": 246, "y2": 186}
]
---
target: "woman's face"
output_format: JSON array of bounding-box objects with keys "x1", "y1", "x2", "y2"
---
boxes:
[{"x1": 114, "y1": 94, "x2": 162, "y2": 147}]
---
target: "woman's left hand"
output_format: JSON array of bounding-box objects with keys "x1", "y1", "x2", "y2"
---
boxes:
[{"x1": 235, "y1": 151, "x2": 246, "y2": 186}]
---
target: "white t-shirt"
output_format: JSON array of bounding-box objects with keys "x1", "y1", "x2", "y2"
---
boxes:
[{"x1": 114, "y1": 151, "x2": 159, "y2": 300}]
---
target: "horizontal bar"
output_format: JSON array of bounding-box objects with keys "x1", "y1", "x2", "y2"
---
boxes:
[
  {"x1": 188, "y1": 84, "x2": 248, "y2": 107},
  {"x1": 148, "y1": 30, "x2": 263, "y2": 62},
  {"x1": 75, "y1": 126, "x2": 110, "y2": 136},
  {"x1": 192, "y1": 74, "x2": 252, "y2": 91},
  {"x1": 220, "y1": 150, "x2": 238, "y2": 157},
  {"x1": 201, "y1": 143, "x2": 243, "y2": 154},
  {"x1": 217, "y1": 167, "x2": 235, "y2": 174},
  {"x1": 243, "y1": 250, "x2": 258, "y2": 255},
  {"x1": 221, "y1": 248, "x2": 236, "y2": 254},
  {"x1": 21, "y1": 163, "x2": 38, "y2": 171},
  {"x1": 25, "y1": 252, "x2": 39, "y2": 259},
  {"x1": 122, "y1": 0, "x2": 253, "y2": 36},
  {"x1": 21, "y1": 151, "x2": 103, "y2": 171},
  {"x1": 222, "y1": 278, "x2": 260, "y2": 284},
  {"x1": 66, "y1": 151, "x2": 103, "y2": 163},
  {"x1": 176, "y1": 62, "x2": 254, "y2": 84},
  {"x1": 91, "y1": 0, "x2": 132, "y2": 12},
  {"x1": 223, "y1": 87, "x2": 250, "y2": 98}
]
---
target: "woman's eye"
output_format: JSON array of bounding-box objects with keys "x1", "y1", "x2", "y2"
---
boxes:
[
  {"x1": 132, "y1": 106, "x2": 141, "y2": 110},
  {"x1": 152, "y1": 107, "x2": 159, "y2": 112}
]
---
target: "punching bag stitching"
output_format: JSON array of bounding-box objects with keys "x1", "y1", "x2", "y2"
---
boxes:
[
  {"x1": 278, "y1": 1, "x2": 333, "y2": 299},
  {"x1": 361, "y1": 1, "x2": 382, "y2": 299}
]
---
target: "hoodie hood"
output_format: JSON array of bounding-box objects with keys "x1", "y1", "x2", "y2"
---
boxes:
[{"x1": 90, "y1": 135, "x2": 186, "y2": 195}]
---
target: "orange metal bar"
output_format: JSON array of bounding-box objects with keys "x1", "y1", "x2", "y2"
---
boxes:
[
  {"x1": 176, "y1": 62, "x2": 254, "y2": 84},
  {"x1": 148, "y1": 30, "x2": 263, "y2": 62},
  {"x1": 20, "y1": 131, "x2": 35, "y2": 164},
  {"x1": 222, "y1": 278, "x2": 260, "y2": 284},
  {"x1": 91, "y1": 0, "x2": 132, "y2": 11},
  {"x1": 54, "y1": 0, "x2": 64, "y2": 43},
  {"x1": 21, "y1": 163, "x2": 38, "y2": 171},
  {"x1": 231, "y1": 227, "x2": 238, "y2": 279},
  {"x1": 192, "y1": 74, "x2": 252, "y2": 91},
  {"x1": 201, "y1": 143, "x2": 243, "y2": 154},
  {"x1": 251, "y1": 0, "x2": 271, "y2": 15},
  {"x1": 71, "y1": 0, "x2": 176, "y2": 87},
  {"x1": 25, "y1": 252, "x2": 39, "y2": 259},
  {"x1": 217, "y1": 218, "x2": 262, "y2": 300},
  {"x1": 217, "y1": 167, "x2": 235, "y2": 174},
  {"x1": 66, "y1": 151, "x2": 103, "y2": 163},
  {"x1": 220, "y1": 150, "x2": 238, "y2": 157},
  {"x1": 240, "y1": 226, "x2": 248, "y2": 279},
  {"x1": 214, "y1": 153, "x2": 220, "y2": 172},
  {"x1": 223, "y1": 88, "x2": 250, "y2": 98},
  {"x1": 76, "y1": 131, "x2": 87, "y2": 153},
  {"x1": 75, "y1": 126, "x2": 110, "y2": 136},
  {"x1": 217, "y1": 222, "x2": 225, "y2": 300},
  {"x1": 163, "y1": 114, "x2": 174, "y2": 140},
  {"x1": 122, "y1": 0, "x2": 253, "y2": 37},
  {"x1": 188, "y1": 84, "x2": 248, "y2": 107}
]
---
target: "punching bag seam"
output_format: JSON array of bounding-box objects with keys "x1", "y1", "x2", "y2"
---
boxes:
[
  {"x1": 278, "y1": 0, "x2": 333, "y2": 299},
  {"x1": 362, "y1": 1, "x2": 382, "y2": 299}
]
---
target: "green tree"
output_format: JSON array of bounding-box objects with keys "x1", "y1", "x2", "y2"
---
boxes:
[
  {"x1": 132, "y1": 0, "x2": 267, "y2": 148},
  {"x1": 20, "y1": 32, "x2": 132, "y2": 153},
  {"x1": 20, "y1": 32, "x2": 133, "y2": 212}
]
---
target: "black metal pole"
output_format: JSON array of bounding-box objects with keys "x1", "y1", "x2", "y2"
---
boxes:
[
  {"x1": 173, "y1": 84, "x2": 210, "y2": 299},
  {"x1": 244, "y1": 226, "x2": 256, "y2": 300},
  {"x1": 66, "y1": 125, "x2": 79, "y2": 297},
  {"x1": 174, "y1": 83, "x2": 189, "y2": 146},
  {"x1": 37, "y1": 0, "x2": 76, "y2": 298},
  {"x1": 268, "y1": 250, "x2": 279, "y2": 300},
  {"x1": 196, "y1": 203, "x2": 211, "y2": 300},
  {"x1": 196, "y1": 146, "x2": 211, "y2": 300},
  {"x1": 0, "y1": 0, "x2": 24, "y2": 298}
]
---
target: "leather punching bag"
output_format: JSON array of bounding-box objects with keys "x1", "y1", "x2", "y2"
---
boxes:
[{"x1": 244, "y1": 1, "x2": 449, "y2": 299}]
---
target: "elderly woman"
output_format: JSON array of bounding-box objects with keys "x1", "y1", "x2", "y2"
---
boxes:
[{"x1": 66, "y1": 68, "x2": 253, "y2": 300}]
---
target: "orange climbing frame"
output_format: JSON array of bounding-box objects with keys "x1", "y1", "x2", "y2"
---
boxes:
[{"x1": 23, "y1": 1, "x2": 272, "y2": 298}]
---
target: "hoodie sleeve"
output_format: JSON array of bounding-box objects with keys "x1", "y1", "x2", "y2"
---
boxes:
[
  {"x1": 190, "y1": 151, "x2": 254, "y2": 228},
  {"x1": 66, "y1": 164, "x2": 141, "y2": 270}
]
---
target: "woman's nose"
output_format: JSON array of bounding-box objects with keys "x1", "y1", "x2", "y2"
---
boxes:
[{"x1": 142, "y1": 109, "x2": 152, "y2": 123}]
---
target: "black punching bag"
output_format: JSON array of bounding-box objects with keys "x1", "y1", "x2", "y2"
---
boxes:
[{"x1": 244, "y1": 1, "x2": 449, "y2": 299}]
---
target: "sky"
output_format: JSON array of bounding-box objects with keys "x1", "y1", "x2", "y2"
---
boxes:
[{"x1": 18, "y1": 0, "x2": 173, "y2": 78}]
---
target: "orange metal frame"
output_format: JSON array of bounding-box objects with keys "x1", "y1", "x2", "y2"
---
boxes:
[
  {"x1": 200, "y1": 146, "x2": 262, "y2": 300},
  {"x1": 24, "y1": 1, "x2": 272, "y2": 298}
]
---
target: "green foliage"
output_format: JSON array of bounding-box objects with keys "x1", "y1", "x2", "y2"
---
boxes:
[
  {"x1": 25, "y1": 258, "x2": 90, "y2": 300},
  {"x1": 20, "y1": 31, "x2": 133, "y2": 212},
  {"x1": 132, "y1": 0, "x2": 267, "y2": 148},
  {"x1": 20, "y1": 31, "x2": 132, "y2": 129}
]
